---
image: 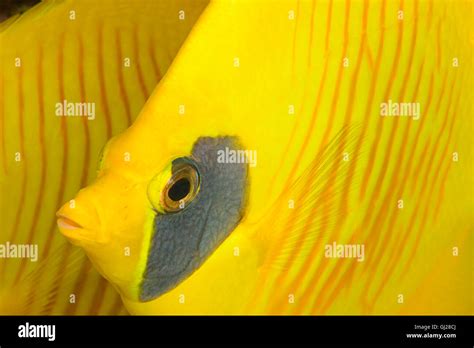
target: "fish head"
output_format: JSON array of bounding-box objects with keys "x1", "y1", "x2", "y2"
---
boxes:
[{"x1": 56, "y1": 108, "x2": 251, "y2": 302}]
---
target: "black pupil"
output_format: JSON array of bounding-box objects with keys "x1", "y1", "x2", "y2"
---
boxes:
[{"x1": 168, "y1": 178, "x2": 191, "y2": 201}]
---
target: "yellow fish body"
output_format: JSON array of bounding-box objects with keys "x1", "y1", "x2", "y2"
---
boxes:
[{"x1": 57, "y1": 0, "x2": 473, "y2": 315}]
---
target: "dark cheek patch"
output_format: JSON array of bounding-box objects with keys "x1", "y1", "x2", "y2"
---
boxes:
[{"x1": 139, "y1": 137, "x2": 248, "y2": 301}]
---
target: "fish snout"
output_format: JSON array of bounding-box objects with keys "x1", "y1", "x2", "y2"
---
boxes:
[{"x1": 56, "y1": 188, "x2": 104, "y2": 244}]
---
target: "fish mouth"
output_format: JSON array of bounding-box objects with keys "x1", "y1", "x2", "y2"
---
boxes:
[
  {"x1": 56, "y1": 195, "x2": 105, "y2": 244},
  {"x1": 56, "y1": 212, "x2": 95, "y2": 243},
  {"x1": 56, "y1": 214, "x2": 84, "y2": 230}
]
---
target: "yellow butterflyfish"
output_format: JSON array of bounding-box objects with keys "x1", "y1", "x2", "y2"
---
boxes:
[{"x1": 1, "y1": 0, "x2": 472, "y2": 315}]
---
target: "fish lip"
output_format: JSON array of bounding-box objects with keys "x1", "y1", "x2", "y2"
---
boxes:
[
  {"x1": 56, "y1": 213, "x2": 84, "y2": 230},
  {"x1": 56, "y1": 213, "x2": 92, "y2": 243},
  {"x1": 56, "y1": 209, "x2": 102, "y2": 244}
]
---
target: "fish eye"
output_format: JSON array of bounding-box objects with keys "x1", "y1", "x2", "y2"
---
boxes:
[
  {"x1": 167, "y1": 178, "x2": 191, "y2": 201},
  {"x1": 156, "y1": 161, "x2": 200, "y2": 213}
]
